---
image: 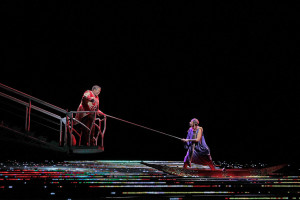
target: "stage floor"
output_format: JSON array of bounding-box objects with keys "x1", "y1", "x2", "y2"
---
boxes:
[{"x1": 0, "y1": 160, "x2": 299, "y2": 199}]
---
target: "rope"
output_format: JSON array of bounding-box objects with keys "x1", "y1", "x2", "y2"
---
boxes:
[{"x1": 105, "y1": 114, "x2": 182, "y2": 140}]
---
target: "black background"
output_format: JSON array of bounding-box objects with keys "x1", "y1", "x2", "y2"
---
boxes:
[{"x1": 1, "y1": 1, "x2": 299, "y2": 163}]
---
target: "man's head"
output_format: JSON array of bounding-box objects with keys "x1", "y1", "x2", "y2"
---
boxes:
[{"x1": 92, "y1": 85, "x2": 101, "y2": 96}]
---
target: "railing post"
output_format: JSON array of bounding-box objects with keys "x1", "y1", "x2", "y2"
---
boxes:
[
  {"x1": 101, "y1": 116, "x2": 106, "y2": 150},
  {"x1": 70, "y1": 112, "x2": 73, "y2": 146},
  {"x1": 25, "y1": 107, "x2": 28, "y2": 131},
  {"x1": 59, "y1": 118, "x2": 63, "y2": 147},
  {"x1": 65, "y1": 114, "x2": 69, "y2": 147},
  {"x1": 89, "y1": 112, "x2": 97, "y2": 146},
  {"x1": 97, "y1": 119, "x2": 101, "y2": 146},
  {"x1": 25, "y1": 100, "x2": 31, "y2": 132}
]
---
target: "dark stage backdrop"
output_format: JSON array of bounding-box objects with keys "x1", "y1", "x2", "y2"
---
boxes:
[{"x1": 1, "y1": 1, "x2": 299, "y2": 163}]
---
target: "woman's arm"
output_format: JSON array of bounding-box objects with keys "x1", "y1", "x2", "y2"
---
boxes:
[
  {"x1": 181, "y1": 129, "x2": 190, "y2": 142},
  {"x1": 195, "y1": 127, "x2": 203, "y2": 142},
  {"x1": 182, "y1": 127, "x2": 203, "y2": 143}
]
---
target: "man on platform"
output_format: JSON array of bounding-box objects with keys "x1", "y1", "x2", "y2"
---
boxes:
[{"x1": 75, "y1": 85, "x2": 105, "y2": 146}]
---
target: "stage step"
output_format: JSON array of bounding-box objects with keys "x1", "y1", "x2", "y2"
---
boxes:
[{"x1": 69, "y1": 146, "x2": 104, "y2": 154}]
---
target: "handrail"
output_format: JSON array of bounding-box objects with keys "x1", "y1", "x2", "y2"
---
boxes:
[
  {"x1": 0, "y1": 91, "x2": 61, "y2": 119},
  {"x1": 0, "y1": 83, "x2": 67, "y2": 114},
  {"x1": 0, "y1": 82, "x2": 67, "y2": 147}
]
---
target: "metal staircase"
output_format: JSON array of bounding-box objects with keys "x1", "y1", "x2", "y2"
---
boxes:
[{"x1": 0, "y1": 83, "x2": 106, "y2": 155}]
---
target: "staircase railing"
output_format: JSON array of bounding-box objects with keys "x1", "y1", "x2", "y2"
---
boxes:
[{"x1": 0, "y1": 83, "x2": 106, "y2": 151}]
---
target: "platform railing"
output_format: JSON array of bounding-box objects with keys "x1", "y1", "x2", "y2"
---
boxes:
[
  {"x1": 65, "y1": 111, "x2": 107, "y2": 148},
  {"x1": 0, "y1": 83, "x2": 106, "y2": 150}
]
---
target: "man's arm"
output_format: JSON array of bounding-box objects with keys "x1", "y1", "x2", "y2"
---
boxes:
[
  {"x1": 82, "y1": 91, "x2": 95, "y2": 105},
  {"x1": 97, "y1": 110, "x2": 106, "y2": 116}
]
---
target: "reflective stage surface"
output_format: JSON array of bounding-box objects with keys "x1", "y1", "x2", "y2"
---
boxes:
[{"x1": 0, "y1": 160, "x2": 299, "y2": 199}]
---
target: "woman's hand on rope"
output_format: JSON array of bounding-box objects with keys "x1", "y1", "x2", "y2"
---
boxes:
[{"x1": 181, "y1": 138, "x2": 188, "y2": 143}]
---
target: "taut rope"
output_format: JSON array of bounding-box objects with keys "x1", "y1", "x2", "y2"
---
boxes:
[{"x1": 105, "y1": 114, "x2": 182, "y2": 140}]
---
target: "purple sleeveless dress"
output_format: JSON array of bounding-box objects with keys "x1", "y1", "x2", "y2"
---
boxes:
[{"x1": 184, "y1": 127, "x2": 213, "y2": 166}]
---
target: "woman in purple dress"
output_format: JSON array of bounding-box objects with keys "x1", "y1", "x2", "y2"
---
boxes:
[{"x1": 182, "y1": 118, "x2": 215, "y2": 170}]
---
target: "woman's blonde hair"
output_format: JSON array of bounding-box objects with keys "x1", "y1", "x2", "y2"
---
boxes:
[{"x1": 190, "y1": 118, "x2": 199, "y2": 126}]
